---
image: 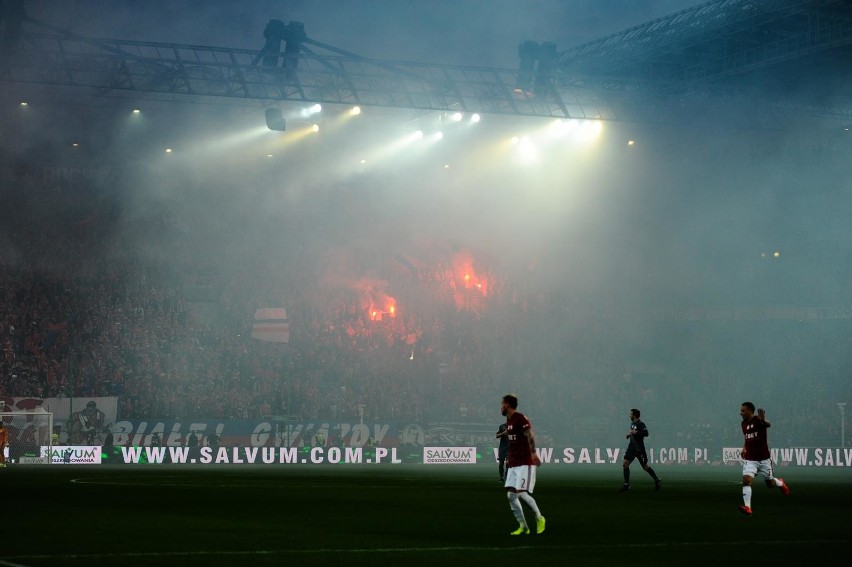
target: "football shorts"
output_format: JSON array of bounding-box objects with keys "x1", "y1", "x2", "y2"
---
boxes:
[
  {"x1": 742, "y1": 458, "x2": 775, "y2": 480},
  {"x1": 505, "y1": 464, "x2": 537, "y2": 493}
]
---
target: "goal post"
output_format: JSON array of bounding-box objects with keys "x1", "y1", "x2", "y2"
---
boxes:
[{"x1": 1, "y1": 411, "x2": 53, "y2": 464}]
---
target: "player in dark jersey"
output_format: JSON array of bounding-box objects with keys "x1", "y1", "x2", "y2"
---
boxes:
[
  {"x1": 738, "y1": 402, "x2": 790, "y2": 516},
  {"x1": 496, "y1": 422, "x2": 509, "y2": 483},
  {"x1": 501, "y1": 394, "x2": 546, "y2": 535},
  {"x1": 619, "y1": 408, "x2": 661, "y2": 492}
]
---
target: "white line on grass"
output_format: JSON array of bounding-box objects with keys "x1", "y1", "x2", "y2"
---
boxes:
[{"x1": 4, "y1": 538, "x2": 847, "y2": 561}]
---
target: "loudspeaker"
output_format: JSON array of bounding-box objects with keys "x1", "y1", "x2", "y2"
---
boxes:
[{"x1": 265, "y1": 108, "x2": 286, "y2": 131}]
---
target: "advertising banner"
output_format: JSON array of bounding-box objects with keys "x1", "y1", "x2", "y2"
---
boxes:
[
  {"x1": 119, "y1": 445, "x2": 403, "y2": 465},
  {"x1": 722, "y1": 447, "x2": 742, "y2": 464},
  {"x1": 423, "y1": 447, "x2": 477, "y2": 464},
  {"x1": 40, "y1": 445, "x2": 102, "y2": 464}
]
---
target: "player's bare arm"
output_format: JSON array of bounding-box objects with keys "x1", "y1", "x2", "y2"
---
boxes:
[
  {"x1": 757, "y1": 408, "x2": 771, "y2": 428},
  {"x1": 525, "y1": 429, "x2": 541, "y2": 466}
]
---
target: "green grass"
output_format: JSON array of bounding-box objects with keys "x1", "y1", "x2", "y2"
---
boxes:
[{"x1": 4, "y1": 464, "x2": 851, "y2": 566}]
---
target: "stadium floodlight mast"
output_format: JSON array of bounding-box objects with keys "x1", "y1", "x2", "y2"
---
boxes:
[{"x1": 839, "y1": 403, "x2": 847, "y2": 449}]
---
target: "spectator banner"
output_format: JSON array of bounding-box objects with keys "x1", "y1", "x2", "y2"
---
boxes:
[
  {"x1": 251, "y1": 308, "x2": 290, "y2": 343},
  {"x1": 45, "y1": 397, "x2": 118, "y2": 445},
  {"x1": 112, "y1": 419, "x2": 403, "y2": 448},
  {"x1": 111, "y1": 420, "x2": 517, "y2": 450},
  {"x1": 2, "y1": 396, "x2": 118, "y2": 447}
]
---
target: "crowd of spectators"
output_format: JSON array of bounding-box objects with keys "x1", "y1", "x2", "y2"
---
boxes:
[{"x1": 1, "y1": 161, "x2": 849, "y2": 449}]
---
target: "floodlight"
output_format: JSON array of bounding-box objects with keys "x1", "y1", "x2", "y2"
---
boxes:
[
  {"x1": 265, "y1": 108, "x2": 286, "y2": 131},
  {"x1": 515, "y1": 40, "x2": 539, "y2": 95}
]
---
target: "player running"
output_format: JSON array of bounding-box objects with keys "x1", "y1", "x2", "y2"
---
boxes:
[
  {"x1": 738, "y1": 402, "x2": 790, "y2": 516},
  {"x1": 619, "y1": 408, "x2": 661, "y2": 492}
]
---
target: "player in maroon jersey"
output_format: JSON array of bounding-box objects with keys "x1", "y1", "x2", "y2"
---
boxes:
[
  {"x1": 738, "y1": 402, "x2": 790, "y2": 516},
  {"x1": 501, "y1": 394, "x2": 545, "y2": 535},
  {"x1": 0, "y1": 421, "x2": 8, "y2": 467}
]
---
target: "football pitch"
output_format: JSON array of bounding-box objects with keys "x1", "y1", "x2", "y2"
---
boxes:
[{"x1": 3, "y1": 464, "x2": 850, "y2": 567}]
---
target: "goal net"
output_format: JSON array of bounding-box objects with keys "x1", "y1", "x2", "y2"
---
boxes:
[{"x1": 1, "y1": 411, "x2": 53, "y2": 464}]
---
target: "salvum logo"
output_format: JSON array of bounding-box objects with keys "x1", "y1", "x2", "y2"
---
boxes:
[
  {"x1": 426, "y1": 449, "x2": 471, "y2": 459},
  {"x1": 423, "y1": 446, "x2": 477, "y2": 464},
  {"x1": 40, "y1": 445, "x2": 102, "y2": 464}
]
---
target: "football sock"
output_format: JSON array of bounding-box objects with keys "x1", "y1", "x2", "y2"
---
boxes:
[
  {"x1": 773, "y1": 478, "x2": 784, "y2": 488},
  {"x1": 646, "y1": 466, "x2": 659, "y2": 481},
  {"x1": 623, "y1": 467, "x2": 630, "y2": 484},
  {"x1": 742, "y1": 485, "x2": 752, "y2": 508},
  {"x1": 507, "y1": 492, "x2": 527, "y2": 527},
  {"x1": 518, "y1": 492, "x2": 542, "y2": 518}
]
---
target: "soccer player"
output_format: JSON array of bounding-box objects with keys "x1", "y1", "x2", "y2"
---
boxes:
[
  {"x1": 739, "y1": 402, "x2": 790, "y2": 516},
  {"x1": 620, "y1": 408, "x2": 661, "y2": 492},
  {"x1": 501, "y1": 394, "x2": 546, "y2": 535},
  {"x1": 0, "y1": 421, "x2": 8, "y2": 467},
  {"x1": 496, "y1": 422, "x2": 509, "y2": 483}
]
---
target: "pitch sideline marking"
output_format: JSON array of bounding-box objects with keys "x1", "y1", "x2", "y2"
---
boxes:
[{"x1": 4, "y1": 538, "x2": 847, "y2": 561}]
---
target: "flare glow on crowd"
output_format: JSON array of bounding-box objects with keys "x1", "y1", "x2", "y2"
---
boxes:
[{"x1": 1, "y1": 0, "x2": 850, "y2": 454}]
